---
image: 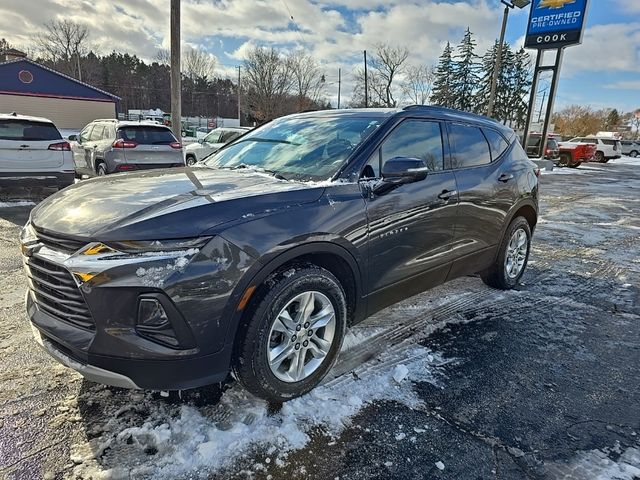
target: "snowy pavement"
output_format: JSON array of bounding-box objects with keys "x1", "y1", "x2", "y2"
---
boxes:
[{"x1": 1, "y1": 157, "x2": 639, "y2": 479}]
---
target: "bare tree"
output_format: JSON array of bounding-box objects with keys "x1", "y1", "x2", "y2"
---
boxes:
[
  {"x1": 402, "y1": 64, "x2": 436, "y2": 105},
  {"x1": 182, "y1": 47, "x2": 217, "y2": 81},
  {"x1": 243, "y1": 46, "x2": 292, "y2": 122},
  {"x1": 369, "y1": 44, "x2": 409, "y2": 107},
  {"x1": 287, "y1": 51, "x2": 326, "y2": 111},
  {"x1": 156, "y1": 48, "x2": 170, "y2": 65},
  {"x1": 37, "y1": 20, "x2": 89, "y2": 79}
]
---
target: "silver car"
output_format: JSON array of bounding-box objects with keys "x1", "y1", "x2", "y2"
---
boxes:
[
  {"x1": 69, "y1": 120, "x2": 184, "y2": 176},
  {"x1": 620, "y1": 140, "x2": 639, "y2": 158},
  {"x1": 184, "y1": 126, "x2": 250, "y2": 165}
]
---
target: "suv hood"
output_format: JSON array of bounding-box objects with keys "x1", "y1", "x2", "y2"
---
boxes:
[{"x1": 30, "y1": 167, "x2": 324, "y2": 241}]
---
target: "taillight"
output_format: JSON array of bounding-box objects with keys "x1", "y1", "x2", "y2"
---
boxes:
[
  {"x1": 116, "y1": 164, "x2": 137, "y2": 171},
  {"x1": 113, "y1": 139, "x2": 138, "y2": 149},
  {"x1": 169, "y1": 142, "x2": 182, "y2": 149},
  {"x1": 48, "y1": 141, "x2": 71, "y2": 151},
  {"x1": 545, "y1": 148, "x2": 550, "y2": 156},
  {"x1": 535, "y1": 168, "x2": 541, "y2": 178}
]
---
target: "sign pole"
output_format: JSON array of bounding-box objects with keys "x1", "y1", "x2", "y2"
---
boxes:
[
  {"x1": 522, "y1": 49, "x2": 543, "y2": 153},
  {"x1": 537, "y1": 48, "x2": 564, "y2": 158}
]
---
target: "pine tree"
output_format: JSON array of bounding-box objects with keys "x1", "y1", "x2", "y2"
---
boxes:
[
  {"x1": 605, "y1": 109, "x2": 620, "y2": 130},
  {"x1": 430, "y1": 42, "x2": 455, "y2": 108},
  {"x1": 451, "y1": 28, "x2": 481, "y2": 112},
  {"x1": 476, "y1": 41, "x2": 500, "y2": 116},
  {"x1": 506, "y1": 48, "x2": 532, "y2": 130}
]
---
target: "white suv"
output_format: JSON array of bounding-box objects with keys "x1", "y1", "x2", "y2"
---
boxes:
[
  {"x1": 568, "y1": 136, "x2": 622, "y2": 163},
  {"x1": 184, "y1": 126, "x2": 250, "y2": 165},
  {"x1": 0, "y1": 113, "x2": 75, "y2": 189}
]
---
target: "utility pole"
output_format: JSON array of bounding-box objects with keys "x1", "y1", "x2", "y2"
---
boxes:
[
  {"x1": 337, "y1": 68, "x2": 341, "y2": 109},
  {"x1": 487, "y1": 5, "x2": 509, "y2": 118},
  {"x1": 170, "y1": 0, "x2": 182, "y2": 141},
  {"x1": 363, "y1": 50, "x2": 368, "y2": 108},
  {"x1": 237, "y1": 66, "x2": 241, "y2": 124}
]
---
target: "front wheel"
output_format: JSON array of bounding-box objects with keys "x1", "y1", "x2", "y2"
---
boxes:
[
  {"x1": 595, "y1": 151, "x2": 605, "y2": 163},
  {"x1": 96, "y1": 163, "x2": 107, "y2": 176},
  {"x1": 232, "y1": 265, "x2": 347, "y2": 402},
  {"x1": 568, "y1": 161, "x2": 582, "y2": 168},
  {"x1": 481, "y1": 217, "x2": 532, "y2": 290},
  {"x1": 186, "y1": 155, "x2": 197, "y2": 166}
]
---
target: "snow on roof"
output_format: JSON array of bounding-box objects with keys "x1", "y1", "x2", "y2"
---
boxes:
[{"x1": 0, "y1": 112, "x2": 55, "y2": 123}]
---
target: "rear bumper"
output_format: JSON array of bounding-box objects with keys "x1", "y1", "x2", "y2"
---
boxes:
[
  {"x1": 112, "y1": 163, "x2": 185, "y2": 173},
  {"x1": 0, "y1": 171, "x2": 74, "y2": 189}
]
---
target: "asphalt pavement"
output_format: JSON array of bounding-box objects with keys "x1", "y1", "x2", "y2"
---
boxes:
[{"x1": 0, "y1": 159, "x2": 638, "y2": 480}]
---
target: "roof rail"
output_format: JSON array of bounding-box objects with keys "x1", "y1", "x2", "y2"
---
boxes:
[{"x1": 92, "y1": 118, "x2": 118, "y2": 122}]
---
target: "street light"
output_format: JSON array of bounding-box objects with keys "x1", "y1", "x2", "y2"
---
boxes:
[{"x1": 486, "y1": 0, "x2": 531, "y2": 118}]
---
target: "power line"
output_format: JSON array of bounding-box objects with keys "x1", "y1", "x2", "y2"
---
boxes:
[{"x1": 279, "y1": 0, "x2": 307, "y2": 45}]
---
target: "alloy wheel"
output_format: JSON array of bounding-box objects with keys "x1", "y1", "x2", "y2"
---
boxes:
[
  {"x1": 505, "y1": 228, "x2": 528, "y2": 279},
  {"x1": 267, "y1": 291, "x2": 336, "y2": 383}
]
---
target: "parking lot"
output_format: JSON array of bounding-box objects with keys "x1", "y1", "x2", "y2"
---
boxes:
[{"x1": 0, "y1": 158, "x2": 639, "y2": 479}]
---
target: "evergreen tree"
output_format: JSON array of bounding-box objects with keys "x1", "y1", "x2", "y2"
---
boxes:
[
  {"x1": 451, "y1": 28, "x2": 481, "y2": 112},
  {"x1": 506, "y1": 48, "x2": 532, "y2": 130},
  {"x1": 605, "y1": 109, "x2": 620, "y2": 130},
  {"x1": 430, "y1": 42, "x2": 455, "y2": 108}
]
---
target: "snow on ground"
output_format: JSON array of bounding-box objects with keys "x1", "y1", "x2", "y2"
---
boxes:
[
  {"x1": 545, "y1": 444, "x2": 640, "y2": 479},
  {"x1": 0, "y1": 200, "x2": 35, "y2": 208},
  {"x1": 70, "y1": 324, "x2": 448, "y2": 479}
]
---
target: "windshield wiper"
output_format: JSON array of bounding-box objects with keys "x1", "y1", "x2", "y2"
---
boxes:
[
  {"x1": 236, "y1": 137, "x2": 300, "y2": 146},
  {"x1": 220, "y1": 163, "x2": 289, "y2": 181}
]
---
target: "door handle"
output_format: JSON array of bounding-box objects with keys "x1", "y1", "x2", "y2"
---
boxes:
[
  {"x1": 438, "y1": 189, "x2": 457, "y2": 200},
  {"x1": 19, "y1": 144, "x2": 30, "y2": 149},
  {"x1": 498, "y1": 173, "x2": 514, "y2": 182}
]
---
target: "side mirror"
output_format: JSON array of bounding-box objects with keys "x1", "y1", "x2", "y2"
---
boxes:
[
  {"x1": 68, "y1": 134, "x2": 78, "y2": 142},
  {"x1": 381, "y1": 157, "x2": 429, "y2": 182}
]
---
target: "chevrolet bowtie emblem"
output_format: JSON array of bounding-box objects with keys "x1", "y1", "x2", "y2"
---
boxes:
[{"x1": 538, "y1": 0, "x2": 576, "y2": 8}]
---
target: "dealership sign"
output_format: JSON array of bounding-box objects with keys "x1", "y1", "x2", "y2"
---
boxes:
[{"x1": 524, "y1": 0, "x2": 589, "y2": 49}]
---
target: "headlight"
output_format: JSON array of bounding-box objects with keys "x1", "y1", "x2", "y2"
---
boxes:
[
  {"x1": 20, "y1": 222, "x2": 37, "y2": 245},
  {"x1": 80, "y1": 237, "x2": 212, "y2": 256}
]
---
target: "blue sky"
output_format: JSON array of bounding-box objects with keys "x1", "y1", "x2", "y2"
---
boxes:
[{"x1": 1, "y1": 0, "x2": 638, "y2": 113}]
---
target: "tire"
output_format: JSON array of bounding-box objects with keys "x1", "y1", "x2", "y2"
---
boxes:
[
  {"x1": 232, "y1": 265, "x2": 347, "y2": 403},
  {"x1": 186, "y1": 155, "x2": 197, "y2": 166},
  {"x1": 568, "y1": 161, "x2": 582, "y2": 168},
  {"x1": 481, "y1": 217, "x2": 532, "y2": 290},
  {"x1": 630, "y1": 150, "x2": 638, "y2": 158},
  {"x1": 558, "y1": 153, "x2": 571, "y2": 167},
  {"x1": 96, "y1": 163, "x2": 107, "y2": 176},
  {"x1": 595, "y1": 151, "x2": 605, "y2": 163}
]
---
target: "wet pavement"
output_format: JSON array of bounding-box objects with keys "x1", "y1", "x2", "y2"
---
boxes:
[{"x1": 0, "y1": 159, "x2": 639, "y2": 479}]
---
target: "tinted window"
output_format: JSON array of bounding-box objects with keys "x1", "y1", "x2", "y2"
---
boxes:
[
  {"x1": 449, "y1": 124, "x2": 491, "y2": 168},
  {"x1": 526, "y1": 136, "x2": 541, "y2": 148},
  {"x1": 601, "y1": 139, "x2": 616, "y2": 146},
  {"x1": 547, "y1": 138, "x2": 559, "y2": 149},
  {"x1": 483, "y1": 128, "x2": 510, "y2": 160},
  {"x1": 118, "y1": 127, "x2": 176, "y2": 145},
  {"x1": 0, "y1": 120, "x2": 61, "y2": 141},
  {"x1": 220, "y1": 131, "x2": 241, "y2": 143},
  {"x1": 371, "y1": 120, "x2": 444, "y2": 175}
]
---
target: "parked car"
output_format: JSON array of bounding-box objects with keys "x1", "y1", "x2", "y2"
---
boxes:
[
  {"x1": 556, "y1": 140, "x2": 597, "y2": 168},
  {"x1": 567, "y1": 136, "x2": 621, "y2": 162},
  {"x1": 0, "y1": 112, "x2": 74, "y2": 190},
  {"x1": 525, "y1": 134, "x2": 560, "y2": 161},
  {"x1": 184, "y1": 126, "x2": 251, "y2": 165},
  {"x1": 21, "y1": 106, "x2": 539, "y2": 402},
  {"x1": 620, "y1": 140, "x2": 639, "y2": 158},
  {"x1": 69, "y1": 120, "x2": 184, "y2": 176}
]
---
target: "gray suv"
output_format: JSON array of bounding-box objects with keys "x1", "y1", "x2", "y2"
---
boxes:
[{"x1": 69, "y1": 120, "x2": 184, "y2": 176}]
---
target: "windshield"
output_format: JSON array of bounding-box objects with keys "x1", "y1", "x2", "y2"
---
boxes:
[{"x1": 204, "y1": 116, "x2": 381, "y2": 181}]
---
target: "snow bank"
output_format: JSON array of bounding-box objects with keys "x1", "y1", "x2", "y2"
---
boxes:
[{"x1": 0, "y1": 200, "x2": 35, "y2": 207}]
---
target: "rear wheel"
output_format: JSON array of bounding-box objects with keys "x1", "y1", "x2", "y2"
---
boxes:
[
  {"x1": 96, "y1": 163, "x2": 107, "y2": 176},
  {"x1": 630, "y1": 150, "x2": 638, "y2": 158},
  {"x1": 568, "y1": 161, "x2": 582, "y2": 168},
  {"x1": 232, "y1": 265, "x2": 347, "y2": 402},
  {"x1": 186, "y1": 155, "x2": 197, "y2": 166},
  {"x1": 481, "y1": 217, "x2": 531, "y2": 290},
  {"x1": 558, "y1": 153, "x2": 571, "y2": 167}
]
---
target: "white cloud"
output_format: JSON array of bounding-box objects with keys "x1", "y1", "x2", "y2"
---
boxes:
[{"x1": 604, "y1": 80, "x2": 640, "y2": 90}]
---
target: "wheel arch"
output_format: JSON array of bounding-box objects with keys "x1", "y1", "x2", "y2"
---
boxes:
[{"x1": 224, "y1": 241, "x2": 365, "y2": 354}]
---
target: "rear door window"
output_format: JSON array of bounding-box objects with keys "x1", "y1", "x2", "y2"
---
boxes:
[
  {"x1": 449, "y1": 124, "x2": 491, "y2": 168},
  {"x1": 483, "y1": 128, "x2": 510, "y2": 160},
  {"x1": 118, "y1": 127, "x2": 176, "y2": 145},
  {"x1": 0, "y1": 120, "x2": 61, "y2": 141}
]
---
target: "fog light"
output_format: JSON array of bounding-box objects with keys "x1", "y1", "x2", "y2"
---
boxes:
[{"x1": 137, "y1": 298, "x2": 180, "y2": 347}]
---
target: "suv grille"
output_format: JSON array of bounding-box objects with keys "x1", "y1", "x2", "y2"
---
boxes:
[
  {"x1": 34, "y1": 228, "x2": 86, "y2": 254},
  {"x1": 25, "y1": 256, "x2": 94, "y2": 330}
]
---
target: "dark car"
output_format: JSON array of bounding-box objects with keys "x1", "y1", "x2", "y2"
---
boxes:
[
  {"x1": 525, "y1": 134, "x2": 560, "y2": 161},
  {"x1": 21, "y1": 107, "x2": 539, "y2": 402}
]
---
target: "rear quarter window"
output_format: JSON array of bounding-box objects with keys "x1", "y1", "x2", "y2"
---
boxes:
[
  {"x1": 483, "y1": 128, "x2": 510, "y2": 160},
  {"x1": 118, "y1": 127, "x2": 176, "y2": 145},
  {"x1": 449, "y1": 124, "x2": 491, "y2": 168},
  {"x1": 601, "y1": 139, "x2": 616, "y2": 146},
  {"x1": 0, "y1": 120, "x2": 61, "y2": 141}
]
